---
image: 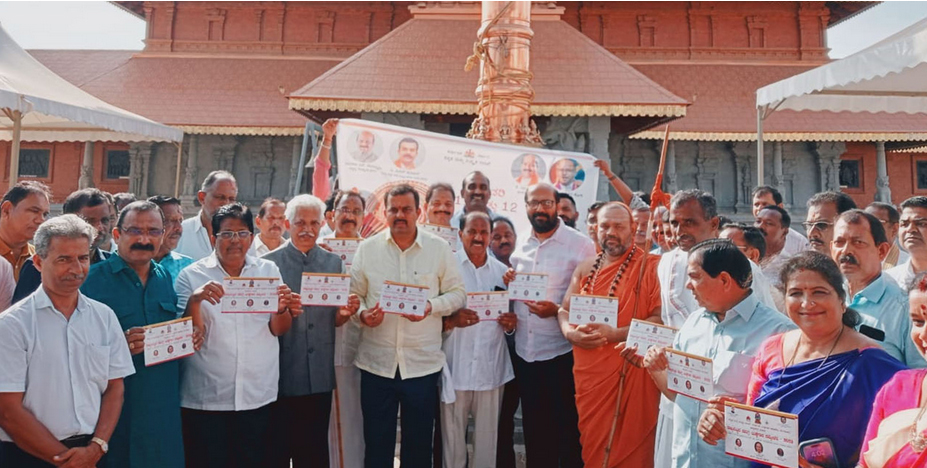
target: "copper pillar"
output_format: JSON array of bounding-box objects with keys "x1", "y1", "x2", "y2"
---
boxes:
[{"x1": 467, "y1": 1, "x2": 542, "y2": 145}]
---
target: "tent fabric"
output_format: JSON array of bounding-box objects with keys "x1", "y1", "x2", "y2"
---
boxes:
[
  {"x1": 756, "y1": 17, "x2": 927, "y2": 115},
  {"x1": 0, "y1": 23, "x2": 181, "y2": 142}
]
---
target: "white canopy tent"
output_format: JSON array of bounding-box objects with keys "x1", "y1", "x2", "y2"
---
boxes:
[
  {"x1": 0, "y1": 23, "x2": 182, "y2": 186},
  {"x1": 755, "y1": 16, "x2": 927, "y2": 183}
]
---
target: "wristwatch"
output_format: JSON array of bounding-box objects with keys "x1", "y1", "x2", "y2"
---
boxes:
[{"x1": 90, "y1": 437, "x2": 108, "y2": 454}]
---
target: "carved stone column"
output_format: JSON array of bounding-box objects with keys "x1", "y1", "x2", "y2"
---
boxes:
[
  {"x1": 730, "y1": 142, "x2": 754, "y2": 214},
  {"x1": 181, "y1": 135, "x2": 199, "y2": 210},
  {"x1": 213, "y1": 139, "x2": 238, "y2": 174},
  {"x1": 79, "y1": 142, "x2": 94, "y2": 189},
  {"x1": 812, "y1": 142, "x2": 845, "y2": 192},
  {"x1": 695, "y1": 142, "x2": 719, "y2": 195},
  {"x1": 875, "y1": 141, "x2": 892, "y2": 203},
  {"x1": 665, "y1": 141, "x2": 678, "y2": 194},
  {"x1": 287, "y1": 136, "x2": 301, "y2": 199},
  {"x1": 127, "y1": 142, "x2": 152, "y2": 197},
  {"x1": 772, "y1": 142, "x2": 785, "y2": 195},
  {"x1": 587, "y1": 116, "x2": 610, "y2": 200},
  {"x1": 140, "y1": 144, "x2": 152, "y2": 198}
]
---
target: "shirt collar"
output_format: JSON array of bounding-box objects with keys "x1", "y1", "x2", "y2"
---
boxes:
[
  {"x1": 385, "y1": 227, "x2": 423, "y2": 250},
  {"x1": 529, "y1": 219, "x2": 566, "y2": 245},
  {"x1": 456, "y1": 248, "x2": 490, "y2": 270},
  {"x1": 193, "y1": 210, "x2": 208, "y2": 234},
  {"x1": 201, "y1": 250, "x2": 258, "y2": 273},
  {"x1": 284, "y1": 239, "x2": 318, "y2": 257},
  {"x1": 853, "y1": 274, "x2": 888, "y2": 305},
  {"x1": 701, "y1": 291, "x2": 759, "y2": 323},
  {"x1": 33, "y1": 285, "x2": 90, "y2": 318}
]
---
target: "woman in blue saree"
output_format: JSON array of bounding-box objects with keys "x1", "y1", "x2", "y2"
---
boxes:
[{"x1": 698, "y1": 252, "x2": 905, "y2": 468}]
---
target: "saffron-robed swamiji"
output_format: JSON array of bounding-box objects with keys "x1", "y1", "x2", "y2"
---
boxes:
[{"x1": 558, "y1": 202, "x2": 663, "y2": 468}]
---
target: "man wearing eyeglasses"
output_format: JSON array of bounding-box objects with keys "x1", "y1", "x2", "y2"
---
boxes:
[
  {"x1": 865, "y1": 202, "x2": 908, "y2": 270},
  {"x1": 14, "y1": 188, "x2": 114, "y2": 303},
  {"x1": 350, "y1": 184, "x2": 466, "y2": 467},
  {"x1": 505, "y1": 183, "x2": 595, "y2": 468},
  {"x1": 802, "y1": 191, "x2": 857, "y2": 256},
  {"x1": 887, "y1": 196, "x2": 927, "y2": 289},
  {"x1": 176, "y1": 170, "x2": 238, "y2": 261},
  {"x1": 82, "y1": 200, "x2": 204, "y2": 468}
]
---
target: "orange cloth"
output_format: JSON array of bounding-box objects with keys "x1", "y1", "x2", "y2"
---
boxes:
[{"x1": 573, "y1": 250, "x2": 662, "y2": 468}]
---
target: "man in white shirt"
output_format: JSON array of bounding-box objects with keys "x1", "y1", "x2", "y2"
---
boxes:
[
  {"x1": 802, "y1": 191, "x2": 857, "y2": 256},
  {"x1": 655, "y1": 189, "x2": 779, "y2": 467},
  {"x1": 450, "y1": 171, "x2": 493, "y2": 228},
  {"x1": 175, "y1": 203, "x2": 301, "y2": 468},
  {"x1": 755, "y1": 205, "x2": 795, "y2": 310},
  {"x1": 424, "y1": 182, "x2": 461, "y2": 252},
  {"x1": 176, "y1": 170, "x2": 238, "y2": 261},
  {"x1": 866, "y1": 202, "x2": 909, "y2": 270},
  {"x1": 440, "y1": 211, "x2": 516, "y2": 468},
  {"x1": 350, "y1": 184, "x2": 466, "y2": 467},
  {"x1": 751, "y1": 186, "x2": 810, "y2": 257},
  {"x1": 887, "y1": 196, "x2": 927, "y2": 289},
  {"x1": 252, "y1": 198, "x2": 287, "y2": 256},
  {"x1": 507, "y1": 183, "x2": 596, "y2": 468},
  {"x1": 0, "y1": 215, "x2": 135, "y2": 468}
]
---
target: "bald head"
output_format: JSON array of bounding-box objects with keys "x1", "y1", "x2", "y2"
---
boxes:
[
  {"x1": 597, "y1": 202, "x2": 635, "y2": 258},
  {"x1": 525, "y1": 183, "x2": 559, "y2": 234},
  {"x1": 525, "y1": 182, "x2": 557, "y2": 203}
]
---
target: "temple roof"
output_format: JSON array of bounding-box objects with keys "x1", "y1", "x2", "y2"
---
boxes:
[
  {"x1": 630, "y1": 63, "x2": 927, "y2": 142},
  {"x1": 31, "y1": 50, "x2": 339, "y2": 135},
  {"x1": 288, "y1": 17, "x2": 688, "y2": 131}
]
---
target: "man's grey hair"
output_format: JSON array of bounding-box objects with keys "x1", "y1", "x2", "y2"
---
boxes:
[
  {"x1": 670, "y1": 189, "x2": 718, "y2": 220},
  {"x1": 285, "y1": 194, "x2": 327, "y2": 224},
  {"x1": 200, "y1": 170, "x2": 237, "y2": 192},
  {"x1": 34, "y1": 214, "x2": 96, "y2": 259}
]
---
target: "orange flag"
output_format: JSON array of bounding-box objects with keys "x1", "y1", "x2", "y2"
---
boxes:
[{"x1": 650, "y1": 126, "x2": 671, "y2": 211}]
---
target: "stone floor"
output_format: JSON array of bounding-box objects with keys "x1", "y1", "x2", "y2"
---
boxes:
[{"x1": 392, "y1": 409, "x2": 526, "y2": 467}]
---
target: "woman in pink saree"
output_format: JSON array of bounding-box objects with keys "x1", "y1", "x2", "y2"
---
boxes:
[{"x1": 859, "y1": 272, "x2": 927, "y2": 468}]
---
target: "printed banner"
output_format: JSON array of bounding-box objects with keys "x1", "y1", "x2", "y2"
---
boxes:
[{"x1": 334, "y1": 118, "x2": 600, "y2": 236}]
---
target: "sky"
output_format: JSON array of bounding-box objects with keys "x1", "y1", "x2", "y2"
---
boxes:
[{"x1": 0, "y1": 1, "x2": 926, "y2": 57}]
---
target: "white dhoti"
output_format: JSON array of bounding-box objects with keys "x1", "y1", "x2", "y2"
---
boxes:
[
  {"x1": 654, "y1": 395, "x2": 674, "y2": 468},
  {"x1": 440, "y1": 387, "x2": 504, "y2": 468},
  {"x1": 328, "y1": 364, "x2": 365, "y2": 468}
]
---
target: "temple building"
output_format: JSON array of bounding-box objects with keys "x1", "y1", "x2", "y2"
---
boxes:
[{"x1": 11, "y1": 1, "x2": 927, "y2": 216}]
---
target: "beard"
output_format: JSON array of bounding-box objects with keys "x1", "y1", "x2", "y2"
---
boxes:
[
  {"x1": 601, "y1": 237, "x2": 631, "y2": 258},
  {"x1": 530, "y1": 213, "x2": 558, "y2": 234},
  {"x1": 560, "y1": 215, "x2": 576, "y2": 229}
]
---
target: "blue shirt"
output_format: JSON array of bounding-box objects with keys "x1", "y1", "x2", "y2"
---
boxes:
[
  {"x1": 849, "y1": 273, "x2": 926, "y2": 368},
  {"x1": 671, "y1": 292, "x2": 796, "y2": 468},
  {"x1": 157, "y1": 251, "x2": 194, "y2": 284},
  {"x1": 81, "y1": 255, "x2": 184, "y2": 468}
]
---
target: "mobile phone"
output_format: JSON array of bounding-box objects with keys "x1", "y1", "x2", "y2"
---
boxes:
[
  {"x1": 860, "y1": 325, "x2": 886, "y2": 342},
  {"x1": 799, "y1": 438, "x2": 839, "y2": 468}
]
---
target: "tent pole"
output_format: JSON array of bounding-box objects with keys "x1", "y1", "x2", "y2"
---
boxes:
[
  {"x1": 173, "y1": 139, "x2": 184, "y2": 198},
  {"x1": 756, "y1": 107, "x2": 764, "y2": 186},
  {"x1": 9, "y1": 110, "x2": 22, "y2": 187}
]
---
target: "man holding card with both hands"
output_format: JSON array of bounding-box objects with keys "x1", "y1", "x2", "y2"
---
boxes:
[
  {"x1": 641, "y1": 239, "x2": 794, "y2": 468},
  {"x1": 82, "y1": 200, "x2": 204, "y2": 468},
  {"x1": 349, "y1": 184, "x2": 466, "y2": 468},
  {"x1": 557, "y1": 202, "x2": 663, "y2": 468},
  {"x1": 262, "y1": 194, "x2": 360, "y2": 468}
]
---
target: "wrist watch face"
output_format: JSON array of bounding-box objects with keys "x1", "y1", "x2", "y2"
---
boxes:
[{"x1": 92, "y1": 437, "x2": 108, "y2": 453}]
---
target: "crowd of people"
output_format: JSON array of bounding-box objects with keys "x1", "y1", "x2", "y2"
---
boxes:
[{"x1": 1, "y1": 120, "x2": 927, "y2": 468}]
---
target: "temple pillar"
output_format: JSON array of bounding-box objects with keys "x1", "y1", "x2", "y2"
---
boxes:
[
  {"x1": 875, "y1": 141, "x2": 892, "y2": 203},
  {"x1": 127, "y1": 142, "x2": 152, "y2": 197},
  {"x1": 79, "y1": 142, "x2": 94, "y2": 189},
  {"x1": 772, "y1": 142, "x2": 785, "y2": 196},
  {"x1": 730, "y1": 142, "x2": 754, "y2": 214},
  {"x1": 665, "y1": 141, "x2": 678, "y2": 194},
  {"x1": 181, "y1": 135, "x2": 199, "y2": 210},
  {"x1": 287, "y1": 136, "x2": 301, "y2": 199},
  {"x1": 812, "y1": 142, "x2": 845, "y2": 192}
]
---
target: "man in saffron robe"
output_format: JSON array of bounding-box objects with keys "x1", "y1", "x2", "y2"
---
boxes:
[{"x1": 557, "y1": 202, "x2": 662, "y2": 467}]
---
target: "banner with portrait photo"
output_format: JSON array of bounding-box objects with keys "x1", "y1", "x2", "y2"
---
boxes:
[{"x1": 333, "y1": 118, "x2": 600, "y2": 236}]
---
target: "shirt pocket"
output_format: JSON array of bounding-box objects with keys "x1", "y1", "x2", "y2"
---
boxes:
[
  {"x1": 714, "y1": 349, "x2": 756, "y2": 397},
  {"x1": 159, "y1": 301, "x2": 180, "y2": 320},
  {"x1": 85, "y1": 344, "x2": 111, "y2": 393}
]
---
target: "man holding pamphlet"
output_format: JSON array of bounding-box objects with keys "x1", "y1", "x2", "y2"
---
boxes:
[
  {"x1": 556, "y1": 202, "x2": 663, "y2": 467},
  {"x1": 507, "y1": 183, "x2": 596, "y2": 468},
  {"x1": 82, "y1": 201, "x2": 204, "y2": 468},
  {"x1": 175, "y1": 204, "x2": 301, "y2": 468},
  {"x1": 350, "y1": 184, "x2": 465, "y2": 468},
  {"x1": 642, "y1": 239, "x2": 794, "y2": 468},
  {"x1": 439, "y1": 211, "x2": 517, "y2": 468},
  {"x1": 263, "y1": 194, "x2": 360, "y2": 468}
]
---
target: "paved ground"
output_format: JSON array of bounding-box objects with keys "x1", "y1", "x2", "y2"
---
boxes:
[{"x1": 392, "y1": 410, "x2": 527, "y2": 467}]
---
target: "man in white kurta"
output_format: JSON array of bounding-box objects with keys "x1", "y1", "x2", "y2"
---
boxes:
[{"x1": 440, "y1": 212, "x2": 516, "y2": 468}]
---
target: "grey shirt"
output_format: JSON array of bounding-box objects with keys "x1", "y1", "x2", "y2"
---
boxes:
[{"x1": 263, "y1": 241, "x2": 344, "y2": 396}]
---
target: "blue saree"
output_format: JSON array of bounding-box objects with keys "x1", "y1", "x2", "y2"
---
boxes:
[{"x1": 751, "y1": 348, "x2": 905, "y2": 468}]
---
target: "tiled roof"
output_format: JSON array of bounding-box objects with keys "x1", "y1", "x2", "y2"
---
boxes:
[
  {"x1": 31, "y1": 50, "x2": 339, "y2": 131},
  {"x1": 289, "y1": 18, "x2": 688, "y2": 118},
  {"x1": 631, "y1": 63, "x2": 927, "y2": 141}
]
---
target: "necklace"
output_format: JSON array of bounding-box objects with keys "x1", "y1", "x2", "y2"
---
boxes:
[
  {"x1": 911, "y1": 404, "x2": 927, "y2": 453},
  {"x1": 581, "y1": 245, "x2": 637, "y2": 297},
  {"x1": 785, "y1": 325, "x2": 845, "y2": 370}
]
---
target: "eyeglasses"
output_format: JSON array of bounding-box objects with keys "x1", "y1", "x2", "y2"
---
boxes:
[
  {"x1": 526, "y1": 200, "x2": 556, "y2": 209},
  {"x1": 336, "y1": 207, "x2": 364, "y2": 216},
  {"x1": 801, "y1": 221, "x2": 834, "y2": 232},
  {"x1": 216, "y1": 230, "x2": 253, "y2": 240},
  {"x1": 121, "y1": 227, "x2": 165, "y2": 237}
]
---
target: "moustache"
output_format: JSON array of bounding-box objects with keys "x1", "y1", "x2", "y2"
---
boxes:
[
  {"x1": 838, "y1": 254, "x2": 859, "y2": 266},
  {"x1": 499, "y1": 242, "x2": 512, "y2": 249},
  {"x1": 130, "y1": 243, "x2": 155, "y2": 252},
  {"x1": 436, "y1": 211, "x2": 452, "y2": 216},
  {"x1": 340, "y1": 219, "x2": 356, "y2": 226},
  {"x1": 62, "y1": 274, "x2": 85, "y2": 282}
]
